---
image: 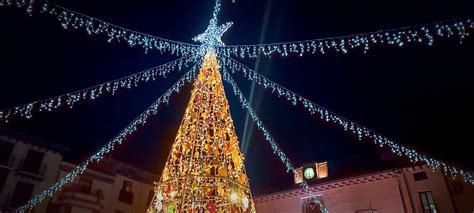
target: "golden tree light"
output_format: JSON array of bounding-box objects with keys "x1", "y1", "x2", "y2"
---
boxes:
[{"x1": 147, "y1": 52, "x2": 256, "y2": 213}]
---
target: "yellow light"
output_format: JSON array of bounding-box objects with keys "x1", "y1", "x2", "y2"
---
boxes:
[
  {"x1": 148, "y1": 52, "x2": 255, "y2": 212},
  {"x1": 294, "y1": 167, "x2": 303, "y2": 184},
  {"x1": 316, "y1": 161, "x2": 328, "y2": 179},
  {"x1": 230, "y1": 191, "x2": 238, "y2": 202}
]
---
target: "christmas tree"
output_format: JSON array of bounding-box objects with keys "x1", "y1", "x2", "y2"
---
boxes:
[{"x1": 148, "y1": 52, "x2": 256, "y2": 213}]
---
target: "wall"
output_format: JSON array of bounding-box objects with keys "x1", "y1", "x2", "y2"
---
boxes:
[
  {"x1": 255, "y1": 167, "x2": 470, "y2": 213},
  {"x1": 256, "y1": 171, "x2": 403, "y2": 213},
  {"x1": 400, "y1": 167, "x2": 456, "y2": 213},
  {"x1": 0, "y1": 135, "x2": 63, "y2": 213},
  {"x1": 50, "y1": 161, "x2": 155, "y2": 213},
  {"x1": 446, "y1": 175, "x2": 474, "y2": 213}
]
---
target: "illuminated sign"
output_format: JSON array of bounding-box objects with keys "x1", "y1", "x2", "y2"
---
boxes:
[
  {"x1": 294, "y1": 161, "x2": 328, "y2": 184},
  {"x1": 294, "y1": 167, "x2": 303, "y2": 184},
  {"x1": 316, "y1": 162, "x2": 328, "y2": 179}
]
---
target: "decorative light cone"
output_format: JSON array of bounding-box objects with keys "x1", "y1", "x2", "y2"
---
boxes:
[{"x1": 148, "y1": 52, "x2": 256, "y2": 213}]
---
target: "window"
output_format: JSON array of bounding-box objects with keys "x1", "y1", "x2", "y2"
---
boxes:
[
  {"x1": 9, "y1": 181, "x2": 34, "y2": 208},
  {"x1": 452, "y1": 181, "x2": 464, "y2": 194},
  {"x1": 77, "y1": 177, "x2": 93, "y2": 194},
  {"x1": 122, "y1": 180, "x2": 132, "y2": 192},
  {"x1": 119, "y1": 180, "x2": 134, "y2": 204},
  {"x1": 413, "y1": 171, "x2": 428, "y2": 182},
  {"x1": 119, "y1": 190, "x2": 134, "y2": 204},
  {"x1": 21, "y1": 149, "x2": 44, "y2": 174},
  {"x1": 0, "y1": 140, "x2": 14, "y2": 166},
  {"x1": 302, "y1": 198, "x2": 323, "y2": 213},
  {"x1": 419, "y1": 191, "x2": 437, "y2": 213},
  {"x1": 0, "y1": 168, "x2": 9, "y2": 193}
]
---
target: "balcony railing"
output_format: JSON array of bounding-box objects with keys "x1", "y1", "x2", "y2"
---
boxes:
[
  {"x1": 118, "y1": 190, "x2": 134, "y2": 205},
  {"x1": 15, "y1": 159, "x2": 47, "y2": 180},
  {"x1": 57, "y1": 186, "x2": 104, "y2": 210},
  {"x1": 0, "y1": 155, "x2": 14, "y2": 169}
]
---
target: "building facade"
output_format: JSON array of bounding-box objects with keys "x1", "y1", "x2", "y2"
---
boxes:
[
  {"x1": 255, "y1": 166, "x2": 474, "y2": 213},
  {"x1": 48, "y1": 158, "x2": 158, "y2": 213},
  {"x1": 3, "y1": 128, "x2": 473, "y2": 213},
  {"x1": 0, "y1": 129, "x2": 66, "y2": 212}
]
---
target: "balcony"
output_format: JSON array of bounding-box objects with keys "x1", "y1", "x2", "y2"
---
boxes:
[
  {"x1": 118, "y1": 190, "x2": 134, "y2": 205},
  {"x1": 0, "y1": 155, "x2": 14, "y2": 170},
  {"x1": 57, "y1": 186, "x2": 104, "y2": 211},
  {"x1": 15, "y1": 159, "x2": 47, "y2": 181}
]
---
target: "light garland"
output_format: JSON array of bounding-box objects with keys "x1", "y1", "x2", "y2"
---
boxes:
[
  {"x1": 148, "y1": 52, "x2": 256, "y2": 213},
  {"x1": 216, "y1": 18, "x2": 473, "y2": 58},
  {"x1": 221, "y1": 56, "x2": 474, "y2": 185},
  {"x1": 15, "y1": 64, "x2": 199, "y2": 213},
  {"x1": 221, "y1": 69, "x2": 327, "y2": 213},
  {"x1": 0, "y1": 56, "x2": 196, "y2": 123},
  {"x1": 2, "y1": 0, "x2": 473, "y2": 211},
  {"x1": 3, "y1": 1, "x2": 471, "y2": 58},
  {"x1": 0, "y1": 0, "x2": 199, "y2": 55}
]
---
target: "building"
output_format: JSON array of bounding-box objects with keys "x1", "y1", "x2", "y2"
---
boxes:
[
  {"x1": 0, "y1": 128, "x2": 159, "y2": 213},
  {"x1": 0, "y1": 128, "x2": 67, "y2": 212},
  {"x1": 255, "y1": 165, "x2": 474, "y2": 213},
  {"x1": 48, "y1": 158, "x2": 159, "y2": 213}
]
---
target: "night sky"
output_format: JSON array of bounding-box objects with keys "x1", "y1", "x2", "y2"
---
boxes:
[{"x1": 1, "y1": 0, "x2": 473, "y2": 196}]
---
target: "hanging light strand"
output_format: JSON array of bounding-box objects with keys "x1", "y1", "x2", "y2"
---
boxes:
[
  {"x1": 216, "y1": 18, "x2": 472, "y2": 58},
  {"x1": 221, "y1": 69, "x2": 328, "y2": 213},
  {"x1": 221, "y1": 56, "x2": 474, "y2": 185},
  {"x1": 0, "y1": 0, "x2": 200, "y2": 55},
  {"x1": 0, "y1": 56, "x2": 197, "y2": 124},
  {"x1": 15, "y1": 63, "x2": 200, "y2": 213}
]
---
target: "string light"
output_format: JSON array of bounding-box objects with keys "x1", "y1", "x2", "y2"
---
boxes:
[
  {"x1": 216, "y1": 18, "x2": 473, "y2": 58},
  {"x1": 2, "y1": 0, "x2": 473, "y2": 211},
  {"x1": 0, "y1": 56, "x2": 196, "y2": 123},
  {"x1": 221, "y1": 69, "x2": 327, "y2": 213},
  {"x1": 221, "y1": 56, "x2": 474, "y2": 185},
  {"x1": 193, "y1": 0, "x2": 233, "y2": 49},
  {"x1": 0, "y1": 0, "x2": 199, "y2": 55},
  {"x1": 230, "y1": 191, "x2": 238, "y2": 202},
  {"x1": 15, "y1": 64, "x2": 200, "y2": 213},
  {"x1": 147, "y1": 52, "x2": 255, "y2": 213}
]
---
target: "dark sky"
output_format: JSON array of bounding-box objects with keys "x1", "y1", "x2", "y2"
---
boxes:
[{"x1": 0, "y1": 0, "x2": 473, "y2": 196}]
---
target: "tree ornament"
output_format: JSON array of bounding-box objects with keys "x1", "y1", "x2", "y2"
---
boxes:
[
  {"x1": 242, "y1": 196, "x2": 249, "y2": 209},
  {"x1": 206, "y1": 201, "x2": 217, "y2": 213},
  {"x1": 148, "y1": 52, "x2": 254, "y2": 212},
  {"x1": 168, "y1": 202, "x2": 176, "y2": 213}
]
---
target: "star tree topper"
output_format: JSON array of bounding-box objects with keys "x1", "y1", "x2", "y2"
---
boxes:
[
  {"x1": 193, "y1": 0, "x2": 232, "y2": 48},
  {"x1": 193, "y1": 20, "x2": 233, "y2": 48}
]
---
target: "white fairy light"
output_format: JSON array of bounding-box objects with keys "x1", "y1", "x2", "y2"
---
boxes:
[
  {"x1": 220, "y1": 56, "x2": 474, "y2": 185},
  {"x1": 221, "y1": 70, "x2": 328, "y2": 213},
  {"x1": 0, "y1": 56, "x2": 196, "y2": 123},
  {"x1": 15, "y1": 64, "x2": 200, "y2": 212}
]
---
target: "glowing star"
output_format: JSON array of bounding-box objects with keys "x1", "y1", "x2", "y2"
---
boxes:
[{"x1": 193, "y1": 20, "x2": 233, "y2": 48}]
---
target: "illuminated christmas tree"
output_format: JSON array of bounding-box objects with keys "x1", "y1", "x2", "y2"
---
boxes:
[{"x1": 147, "y1": 52, "x2": 255, "y2": 213}]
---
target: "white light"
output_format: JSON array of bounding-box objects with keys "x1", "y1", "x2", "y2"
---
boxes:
[{"x1": 230, "y1": 192, "x2": 238, "y2": 202}]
